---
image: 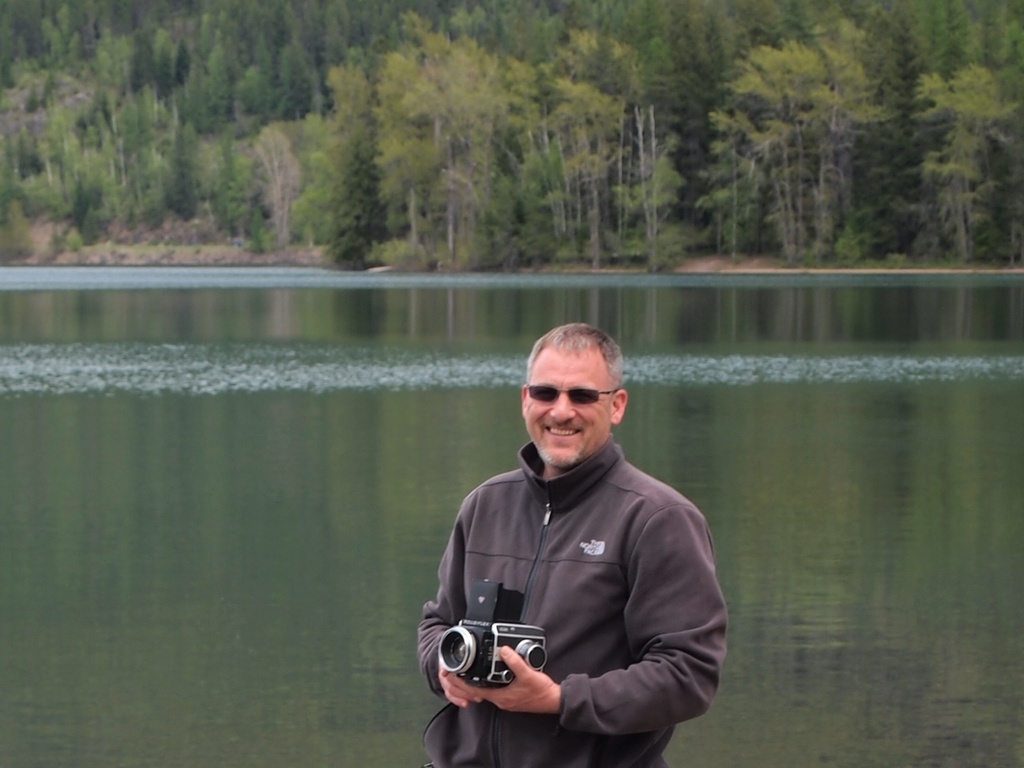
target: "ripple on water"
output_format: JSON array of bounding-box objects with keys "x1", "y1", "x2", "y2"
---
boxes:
[{"x1": 1, "y1": 344, "x2": 1023, "y2": 396}]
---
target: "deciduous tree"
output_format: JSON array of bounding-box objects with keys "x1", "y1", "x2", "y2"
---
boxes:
[
  {"x1": 253, "y1": 123, "x2": 301, "y2": 247},
  {"x1": 919, "y1": 64, "x2": 1016, "y2": 262},
  {"x1": 725, "y1": 41, "x2": 825, "y2": 264}
]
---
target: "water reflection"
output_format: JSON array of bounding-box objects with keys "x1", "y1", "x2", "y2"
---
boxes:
[
  {"x1": 2, "y1": 342, "x2": 1024, "y2": 396},
  {"x1": 2, "y1": 272, "x2": 1024, "y2": 347},
  {"x1": 0, "y1": 274, "x2": 1022, "y2": 768}
]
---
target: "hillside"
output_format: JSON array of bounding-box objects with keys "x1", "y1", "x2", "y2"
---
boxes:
[{"x1": 3, "y1": 0, "x2": 1024, "y2": 270}]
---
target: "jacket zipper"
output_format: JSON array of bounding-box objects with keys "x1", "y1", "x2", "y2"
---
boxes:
[
  {"x1": 492, "y1": 709, "x2": 503, "y2": 768},
  {"x1": 493, "y1": 499, "x2": 553, "y2": 768}
]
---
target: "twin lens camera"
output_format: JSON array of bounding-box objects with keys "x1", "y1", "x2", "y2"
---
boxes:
[{"x1": 438, "y1": 580, "x2": 547, "y2": 687}]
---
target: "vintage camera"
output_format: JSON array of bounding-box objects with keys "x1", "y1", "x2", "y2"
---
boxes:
[{"x1": 438, "y1": 580, "x2": 547, "y2": 687}]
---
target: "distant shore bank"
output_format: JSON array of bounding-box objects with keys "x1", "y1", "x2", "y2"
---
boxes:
[{"x1": 7, "y1": 244, "x2": 1024, "y2": 274}]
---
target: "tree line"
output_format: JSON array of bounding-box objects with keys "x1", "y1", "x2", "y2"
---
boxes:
[{"x1": 2, "y1": 0, "x2": 1024, "y2": 269}]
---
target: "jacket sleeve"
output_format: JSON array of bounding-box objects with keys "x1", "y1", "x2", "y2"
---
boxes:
[
  {"x1": 558, "y1": 502, "x2": 728, "y2": 735},
  {"x1": 417, "y1": 505, "x2": 469, "y2": 699}
]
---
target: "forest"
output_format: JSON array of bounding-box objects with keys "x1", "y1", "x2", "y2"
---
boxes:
[{"x1": 2, "y1": 0, "x2": 1024, "y2": 270}]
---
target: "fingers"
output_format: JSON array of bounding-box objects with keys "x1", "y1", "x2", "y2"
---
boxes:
[
  {"x1": 439, "y1": 668, "x2": 482, "y2": 708},
  {"x1": 497, "y1": 645, "x2": 527, "y2": 673},
  {"x1": 490, "y1": 647, "x2": 561, "y2": 714},
  {"x1": 439, "y1": 647, "x2": 560, "y2": 714}
]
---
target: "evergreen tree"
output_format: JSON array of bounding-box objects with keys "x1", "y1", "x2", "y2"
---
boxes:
[
  {"x1": 917, "y1": 0, "x2": 970, "y2": 77},
  {"x1": 655, "y1": 0, "x2": 732, "y2": 227},
  {"x1": 178, "y1": 67, "x2": 212, "y2": 133},
  {"x1": 153, "y1": 28, "x2": 177, "y2": 98},
  {"x1": 212, "y1": 132, "x2": 250, "y2": 237},
  {"x1": 167, "y1": 124, "x2": 199, "y2": 219},
  {"x1": 729, "y1": 0, "x2": 785, "y2": 52},
  {"x1": 327, "y1": 124, "x2": 386, "y2": 266},
  {"x1": 852, "y1": 0, "x2": 927, "y2": 258},
  {"x1": 174, "y1": 40, "x2": 191, "y2": 86},
  {"x1": 70, "y1": 177, "x2": 103, "y2": 244},
  {"x1": 323, "y1": 63, "x2": 385, "y2": 265},
  {"x1": 238, "y1": 64, "x2": 274, "y2": 116},
  {"x1": 205, "y1": 41, "x2": 234, "y2": 130},
  {"x1": 277, "y1": 41, "x2": 314, "y2": 119},
  {"x1": 129, "y1": 29, "x2": 155, "y2": 92},
  {"x1": 776, "y1": 0, "x2": 815, "y2": 43},
  {"x1": 995, "y1": 20, "x2": 1024, "y2": 264}
]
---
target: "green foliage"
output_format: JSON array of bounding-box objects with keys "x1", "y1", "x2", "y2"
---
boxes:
[
  {"x1": 291, "y1": 115, "x2": 334, "y2": 246},
  {"x1": 70, "y1": 177, "x2": 104, "y2": 245},
  {"x1": 918, "y1": 64, "x2": 1017, "y2": 261},
  {"x1": 248, "y1": 208, "x2": 269, "y2": 253},
  {"x1": 211, "y1": 133, "x2": 251, "y2": 237},
  {"x1": 370, "y1": 237, "x2": 427, "y2": 268},
  {"x1": 4, "y1": 0, "x2": 1024, "y2": 267},
  {"x1": 0, "y1": 199, "x2": 33, "y2": 261},
  {"x1": 167, "y1": 124, "x2": 200, "y2": 220},
  {"x1": 65, "y1": 226, "x2": 83, "y2": 252},
  {"x1": 834, "y1": 222, "x2": 867, "y2": 265},
  {"x1": 277, "y1": 41, "x2": 315, "y2": 120},
  {"x1": 852, "y1": 0, "x2": 927, "y2": 258},
  {"x1": 326, "y1": 124, "x2": 385, "y2": 267}
]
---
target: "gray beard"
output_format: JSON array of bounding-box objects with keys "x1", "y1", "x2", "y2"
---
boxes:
[{"x1": 536, "y1": 444, "x2": 583, "y2": 473}]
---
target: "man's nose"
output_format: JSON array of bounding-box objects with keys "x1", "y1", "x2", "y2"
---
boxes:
[{"x1": 549, "y1": 391, "x2": 577, "y2": 416}]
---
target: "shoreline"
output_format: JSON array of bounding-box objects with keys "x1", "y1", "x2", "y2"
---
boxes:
[{"x1": 6, "y1": 246, "x2": 1024, "y2": 274}]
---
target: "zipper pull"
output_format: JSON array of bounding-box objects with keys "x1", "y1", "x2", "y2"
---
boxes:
[{"x1": 543, "y1": 502, "x2": 552, "y2": 526}]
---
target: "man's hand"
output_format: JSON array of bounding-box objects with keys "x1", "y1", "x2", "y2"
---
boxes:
[
  {"x1": 438, "y1": 664, "x2": 485, "y2": 709},
  {"x1": 438, "y1": 646, "x2": 562, "y2": 715}
]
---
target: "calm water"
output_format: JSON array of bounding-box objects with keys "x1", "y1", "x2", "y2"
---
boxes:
[{"x1": 1, "y1": 268, "x2": 1023, "y2": 767}]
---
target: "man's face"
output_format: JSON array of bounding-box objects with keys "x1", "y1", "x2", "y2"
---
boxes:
[{"x1": 521, "y1": 346, "x2": 628, "y2": 479}]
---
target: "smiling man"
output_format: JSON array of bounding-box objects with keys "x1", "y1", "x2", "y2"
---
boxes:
[
  {"x1": 418, "y1": 323, "x2": 728, "y2": 768},
  {"x1": 521, "y1": 332, "x2": 627, "y2": 477}
]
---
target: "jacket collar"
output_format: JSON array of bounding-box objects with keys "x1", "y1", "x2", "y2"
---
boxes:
[{"x1": 518, "y1": 437, "x2": 622, "y2": 512}]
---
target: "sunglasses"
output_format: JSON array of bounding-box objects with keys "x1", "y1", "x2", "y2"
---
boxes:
[{"x1": 526, "y1": 385, "x2": 618, "y2": 405}]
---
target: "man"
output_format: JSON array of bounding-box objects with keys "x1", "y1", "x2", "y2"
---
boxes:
[{"x1": 418, "y1": 323, "x2": 727, "y2": 767}]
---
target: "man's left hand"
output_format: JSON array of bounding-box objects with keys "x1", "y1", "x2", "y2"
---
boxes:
[{"x1": 474, "y1": 645, "x2": 562, "y2": 714}]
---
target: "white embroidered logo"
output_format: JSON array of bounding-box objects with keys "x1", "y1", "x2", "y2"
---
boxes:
[{"x1": 580, "y1": 539, "x2": 605, "y2": 556}]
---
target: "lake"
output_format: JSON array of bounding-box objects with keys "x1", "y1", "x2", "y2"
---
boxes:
[{"x1": 1, "y1": 268, "x2": 1022, "y2": 767}]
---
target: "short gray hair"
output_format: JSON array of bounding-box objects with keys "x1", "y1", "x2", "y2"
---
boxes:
[{"x1": 526, "y1": 323, "x2": 624, "y2": 387}]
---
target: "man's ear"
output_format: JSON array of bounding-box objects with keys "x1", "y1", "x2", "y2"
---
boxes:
[{"x1": 610, "y1": 388, "x2": 628, "y2": 425}]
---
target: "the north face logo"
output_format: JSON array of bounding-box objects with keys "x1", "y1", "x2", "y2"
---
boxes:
[{"x1": 580, "y1": 539, "x2": 605, "y2": 556}]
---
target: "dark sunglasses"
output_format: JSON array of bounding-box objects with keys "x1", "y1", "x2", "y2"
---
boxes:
[{"x1": 526, "y1": 385, "x2": 618, "y2": 405}]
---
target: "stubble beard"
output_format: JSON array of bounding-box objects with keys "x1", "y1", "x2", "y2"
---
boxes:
[{"x1": 536, "y1": 439, "x2": 585, "y2": 475}]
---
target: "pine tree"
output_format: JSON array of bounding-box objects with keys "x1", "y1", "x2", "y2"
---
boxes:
[
  {"x1": 212, "y1": 132, "x2": 250, "y2": 237},
  {"x1": 277, "y1": 41, "x2": 314, "y2": 119},
  {"x1": 174, "y1": 40, "x2": 191, "y2": 86},
  {"x1": 852, "y1": 0, "x2": 927, "y2": 258},
  {"x1": 327, "y1": 124, "x2": 385, "y2": 267},
  {"x1": 653, "y1": 0, "x2": 732, "y2": 226},
  {"x1": 167, "y1": 124, "x2": 199, "y2": 219},
  {"x1": 129, "y1": 28, "x2": 155, "y2": 92}
]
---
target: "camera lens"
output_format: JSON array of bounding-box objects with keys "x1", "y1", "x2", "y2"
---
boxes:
[
  {"x1": 515, "y1": 639, "x2": 547, "y2": 671},
  {"x1": 439, "y1": 626, "x2": 476, "y2": 674}
]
